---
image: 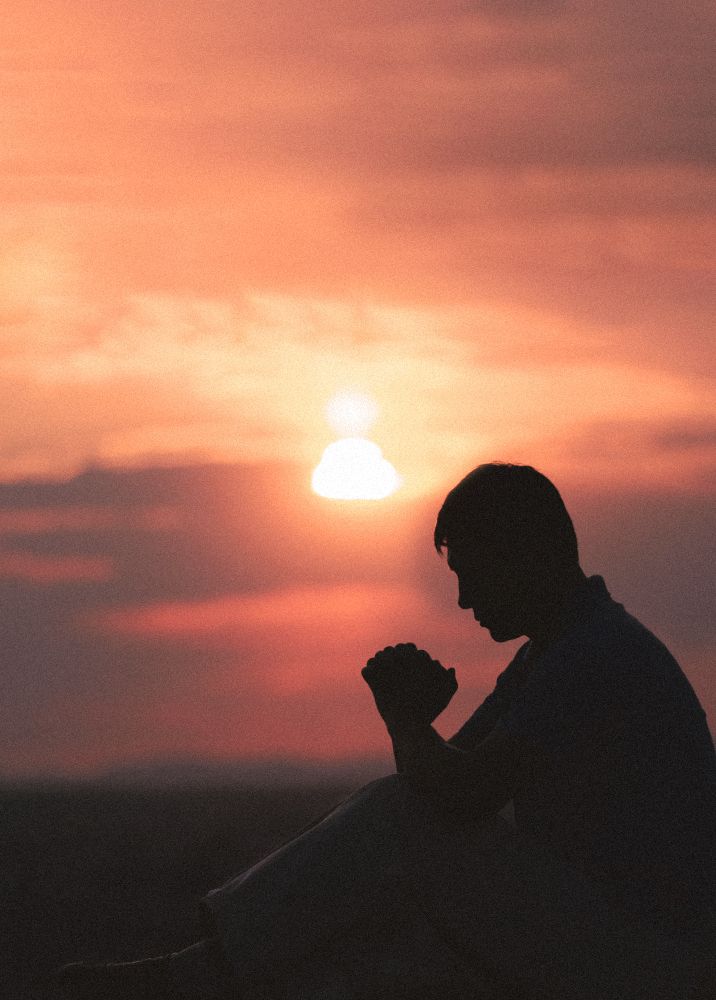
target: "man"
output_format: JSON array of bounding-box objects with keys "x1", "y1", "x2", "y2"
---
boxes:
[{"x1": 45, "y1": 463, "x2": 715, "y2": 999}]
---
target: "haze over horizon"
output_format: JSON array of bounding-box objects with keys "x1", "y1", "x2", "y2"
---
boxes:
[
  {"x1": 2, "y1": 0, "x2": 714, "y2": 779},
  {"x1": 1, "y1": 461, "x2": 713, "y2": 780}
]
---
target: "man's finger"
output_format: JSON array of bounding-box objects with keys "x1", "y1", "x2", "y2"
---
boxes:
[
  {"x1": 361, "y1": 658, "x2": 382, "y2": 681},
  {"x1": 362, "y1": 656, "x2": 396, "y2": 681},
  {"x1": 366, "y1": 648, "x2": 394, "y2": 667}
]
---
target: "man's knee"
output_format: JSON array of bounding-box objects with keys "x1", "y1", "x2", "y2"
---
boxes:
[
  {"x1": 363, "y1": 772, "x2": 408, "y2": 795},
  {"x1": 342, "y1": 773, "x2": 442, "y2": 839},
  {"x1": 351, "y1": 773, "x2": 414, "y2": 811}
]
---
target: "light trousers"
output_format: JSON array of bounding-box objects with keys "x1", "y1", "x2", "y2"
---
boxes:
[{"x1": 205, "y1": 775, "x2": 698, "y2": 1000}]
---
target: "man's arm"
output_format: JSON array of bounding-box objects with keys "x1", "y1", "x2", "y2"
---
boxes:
[
  {"x1": 448, "y1": 641, "x2": 535, "y2": 751},
  {"x1": 447, "y1": 696, "x2": 504, "y2": 751},
  {"x1": 388, "y1": 716, "x2": 521, "y2": 822},
  {"x1": 362, "y1": 642, "x2": 522, "y2": 820}
]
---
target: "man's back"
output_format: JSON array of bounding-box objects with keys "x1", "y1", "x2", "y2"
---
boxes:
[{"x1": 455, "y1": 575, "x2": 716, "y2": 944}]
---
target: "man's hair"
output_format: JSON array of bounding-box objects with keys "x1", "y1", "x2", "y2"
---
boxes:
[{"x1": 434, "y1": 462, "x2": 579, "y2": 566}]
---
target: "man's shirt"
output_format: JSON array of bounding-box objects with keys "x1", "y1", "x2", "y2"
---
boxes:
[{"x1": 451, "y1": 574, "x2": 716, "y2": 941}]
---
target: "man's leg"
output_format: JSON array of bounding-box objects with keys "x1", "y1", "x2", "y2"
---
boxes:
[
  {"x1": 234, "y1": 904, "x2": 511, "y2": 1000},
  {"x1": 203, "y1": 775, "x2": 485, "y2": 989},
  {"x1": 415, "y1": 814, "x2": 705, "y2": 1000},
  {"x1": 41, "y1": 776, "x2": 503, "y2": 1000},
  {"x1": 205, "y1": 774, "x2": 700, "y2": 1000},
  {"x1": 44, "y1": 774, "x2": 702, "y2": 999}
]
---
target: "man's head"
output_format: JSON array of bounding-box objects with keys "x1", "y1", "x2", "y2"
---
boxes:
[{"x1": 434, "y1": 463, "x2": 582, "y2": 642}]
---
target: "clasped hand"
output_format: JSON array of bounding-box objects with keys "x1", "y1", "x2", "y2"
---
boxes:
[{"x1": 362, "y1": 643, "x2": 457, "y2": 731}]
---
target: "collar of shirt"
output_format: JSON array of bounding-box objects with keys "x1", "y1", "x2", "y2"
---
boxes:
[{"x1": 527, "y1": 574, "x2": 614, "y2": 663}]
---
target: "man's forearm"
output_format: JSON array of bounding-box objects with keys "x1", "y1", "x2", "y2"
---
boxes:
[{"x1": 389, "y1": 718, "x2": 443, "y2": 774}]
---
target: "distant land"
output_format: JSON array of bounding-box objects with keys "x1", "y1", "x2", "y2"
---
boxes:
[
  {"x1": 0, "y1": 755, "x2": 394, "y2": 789},
  {"x1": 1, "y1": 777, "x2": 372, "y2": 994}
]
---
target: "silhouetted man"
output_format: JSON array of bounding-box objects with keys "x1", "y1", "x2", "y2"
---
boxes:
[{"x1": 45, "y1": 463, "x2": 715, "y2": 999}]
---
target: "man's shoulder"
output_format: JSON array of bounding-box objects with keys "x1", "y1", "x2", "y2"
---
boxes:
[
  {"x1": 555, "y1": 595, "x2": 712, "y2": 736},
  {"x1": 562, "y1": 589, "x2": 680, "y2": 679}
]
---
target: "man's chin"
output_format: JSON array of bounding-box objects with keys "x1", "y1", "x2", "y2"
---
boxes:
[
  {"x1": 473, "y1": 610, "x2": 524, "y2": 642},
  {"x1": 485, "y1": 621, "x2": 523, "y2": 642}
]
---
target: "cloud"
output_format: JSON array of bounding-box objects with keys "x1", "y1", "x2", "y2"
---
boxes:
[
  {"x1": 1, "y1": 287, "x2": 712, "y2": 496},
  {"x1": 0, "y1": 504, "x2": 178, "y2": 535},
  {"x1": 86, "y1": 583, "x2": 430, "y2": 689},
  {"x1": 3, "y1": 2, "x2": 713, "y2": 272},
  {"x1": 1, "y1": 1, "x2": 714, "y2": 774},
  {"x1": 523, "y1": 415, "x2": 716, "y2": 492},
  {"x1": 42, "y1": 0, "x2": 706, "y2": 173},
  {"x1": 0, "y1": 549, "x2": 113, "y2": 584},
  {"x1": 2, "y1": 0, "x2": 713, "y2": 460},
  {"x1": 653, "y1": 420, "x2": 716, "y2": 453}
]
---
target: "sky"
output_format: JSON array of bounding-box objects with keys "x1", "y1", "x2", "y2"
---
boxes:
[{"x1": 1, "y1": 0, "x2": 714, "y2": 779}]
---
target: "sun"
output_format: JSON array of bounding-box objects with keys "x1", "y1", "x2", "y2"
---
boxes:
[
  {"x1": 325, "y1": 391, "x2": 379, "y2": 436},
  {"x1": 312, "y1": 437, "x2": 400, "y2": 500},
  {"x1": 312, "y1": 393, "x2": 401, "y2": 501}
]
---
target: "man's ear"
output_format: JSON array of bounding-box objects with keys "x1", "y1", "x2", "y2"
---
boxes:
[{"x1": 530, "y1": 538, "x2": 558, "y2": 570}]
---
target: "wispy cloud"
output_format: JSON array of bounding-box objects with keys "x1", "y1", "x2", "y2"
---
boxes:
[
  {"x1": 1, "y1": 288, "x2": 713, "y2": 493},
  {"x1": 1, "y1": 0, "x2": 713, "y2": 775},
  {"x1": 0, "y1": 549, "x2": 113, "y2": 584},
  {"x1": 2, "y1": 0, "x2": 713, "y2": 494}
]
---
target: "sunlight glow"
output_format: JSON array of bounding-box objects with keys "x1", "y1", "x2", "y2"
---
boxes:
[
  {"x1": 311, "y1": 438, "x2": 401, "y2": 500},
  {"x1": 325, "y1": 392, "x2": 379, "y2": 436}
]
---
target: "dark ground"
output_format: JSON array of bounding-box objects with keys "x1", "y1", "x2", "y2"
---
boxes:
[{"x1": 1, "y1": 781, "x2": 355, "y2": 998}]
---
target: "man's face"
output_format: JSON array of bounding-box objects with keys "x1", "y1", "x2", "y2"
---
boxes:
[{"x1": 447, "y1": 540, "x2": 534, "y2": 642}]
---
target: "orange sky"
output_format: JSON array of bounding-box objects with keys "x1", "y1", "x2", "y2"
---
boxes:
[{"x1": 1, "y1": 1, "x2": 713, "y2": 779}]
